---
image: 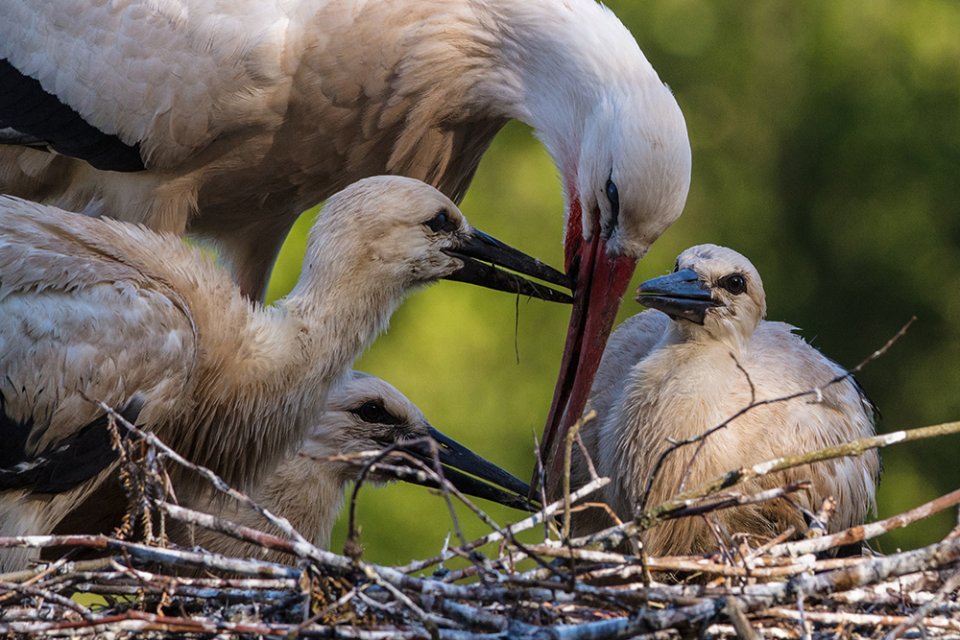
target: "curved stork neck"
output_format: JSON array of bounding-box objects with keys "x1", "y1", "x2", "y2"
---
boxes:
[
  {"x1": 469, "y1": 0, "x2": 664, "y2": 178},
  {"x1": 177, "y1": 241, "x2": 405, "y2": 490}
]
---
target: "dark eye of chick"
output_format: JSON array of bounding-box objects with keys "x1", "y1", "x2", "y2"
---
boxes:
[
  {"x1": 352, "y1": 400, "x2": 402, "y2": 425},
  {"x1": 425, "y1": 208, "x2": 457, "y2": 233},
  {"x1": 719, "y1": 273, "x2": 747, "y2": 295}
]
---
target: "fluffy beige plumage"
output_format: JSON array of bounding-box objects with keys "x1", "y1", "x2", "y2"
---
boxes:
[
  {"x1": 0, "y1": 175, "x2": 559, "y2": 571},
  {"x1": 573, "y1": 244, "x2": 880, "y2": 555},
  {"x1": 179, "y1": 372, "x2": 457, "y2": 561}
]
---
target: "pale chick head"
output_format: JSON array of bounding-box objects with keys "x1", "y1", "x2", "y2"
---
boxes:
[
  {"x1": 575, "y1": 80, "x2": 692, "y2": 260},
  {"x1": 674, "y1": 244, "x2": 767, "y2": 347},
  {"x1": 303, "y1": 175, "x2": 471, "y2": 289},
  {"x1": 296, "y1": 371, "x2": 432, "y2": 486}
]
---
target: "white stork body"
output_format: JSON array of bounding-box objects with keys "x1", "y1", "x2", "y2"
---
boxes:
[
  {"x1": 0, "y1": 175, "x2": 560, "y2": 571},
  {"x1": 0, "y1": 1, "x2": 691, "y2": 470},
  {"x1": 573, "y1": 245, "x2": 880, "y2": 555}
]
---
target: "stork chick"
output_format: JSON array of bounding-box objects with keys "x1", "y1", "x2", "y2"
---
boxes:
[
  {"x1": 181, "y1": 371, "x2": 531, "y2": 561},
  {"x1": 0, "y1": 175, "x2": 567, "y2": 571},
  {"x1": 573, "y1": 244, "x2": 880, "y2": 555}
]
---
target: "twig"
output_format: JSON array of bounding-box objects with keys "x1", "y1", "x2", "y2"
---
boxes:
[
  {"x1": 97, "y1": 401, "x2": 310, "y2": 547},
  {"x1": 0, "y1": 534, "x2": 299, "y2": 577},
  {"x1": 645, "y1": 420, "x2": 960, "y2": 528},
  {"x1": 770, "y1": 487, "x2": 960, "y2": 557},
  {"x1": 883, "y1": 569, "x2": 960, "y2": 639},
  {"x1": 397, "y1": 476, "x2": 609, "y2": 575},
  {"x1": 563, "y1": 410, "x2": 595, "y2": 540}
]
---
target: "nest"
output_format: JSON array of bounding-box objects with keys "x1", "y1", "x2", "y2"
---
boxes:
[
  {"x1": 1, "y1": 320, "x2": 958, "y2": 638},
  {"x1": 1, "y1": 398, "x2": 959, "y2": 640}
]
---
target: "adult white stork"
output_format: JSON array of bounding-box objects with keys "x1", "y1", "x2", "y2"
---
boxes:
[
  {"x1": 572, "y1": 245, "x2": 880, "y2": 555},
  {"x1": 0, "y1": 175, "x2": 568, "y2": 571},
  {"x1": 0, "y1": 0, "x2": 693, "y2": 491},
  {"x1": 173, "y1": 371, "x2": 532, "y2": 561}
]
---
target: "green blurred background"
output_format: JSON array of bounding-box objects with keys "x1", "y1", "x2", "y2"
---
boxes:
[{"x1": 265, "y1": 1, "x2": 960, "y2": 565}]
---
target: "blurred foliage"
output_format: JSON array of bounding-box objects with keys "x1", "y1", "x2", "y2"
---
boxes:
[{"x1": 265, "y1": 1, "x2": 960, "y2": 564}]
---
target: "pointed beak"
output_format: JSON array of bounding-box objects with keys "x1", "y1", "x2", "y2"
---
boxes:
[
  {"x1": 636, "y1": 269, "x2": 718, "y2": 325},
  {"x1": 538, "y1": 200, "x2": 637, "y2": 499},
  {"x1": 396, "y1": 427, "x2": 539, "y2": 512},
  {"x1": 443, "y1": 229, "x2": 572, "y2": 303}
]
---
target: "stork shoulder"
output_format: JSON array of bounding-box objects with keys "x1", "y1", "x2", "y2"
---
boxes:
[{"x1": 0, "y1": 0, "x2": 301, "y2": 167}]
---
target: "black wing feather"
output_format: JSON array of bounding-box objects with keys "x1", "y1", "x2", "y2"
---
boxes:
[
  {"x1": 0, "y1": 58, "x2": 145, "y2": 172},
  {"x1": 0, "y1": 397, "x2": 144, "y2": 494}
]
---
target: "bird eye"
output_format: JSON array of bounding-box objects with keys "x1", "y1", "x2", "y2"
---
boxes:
[
  {"x1": 719, "y1": 274, "x2": 747, "y2": 295},
  {"x1": 673, "y1": 260, "x2": 679, "y2": 273},
  {"x1": 605, "y1": 178, "x2": 620, "y2": 219},
  {"x1": 352, "y1": 400, "x2": 400, "y2": 424},
  {"x1": 425, "y1": 209, "x2": 457, "y2": 233}
]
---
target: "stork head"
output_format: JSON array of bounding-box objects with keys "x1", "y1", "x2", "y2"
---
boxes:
[
  {"x1": 574, "y1": 84, "x2": 692, "y2": 260},
  {"x1": 540, "y1": 70, "x2": 692, "y2": 493},
  {"x1": 637, "y1": 244, "x2": 766, "y2": 351},
  {"x1": 303, "y1": 372, "x2": 534, "y2": 511},
  {"x1": 303, "y1": 176, "x2": 569, "y2": 303}
]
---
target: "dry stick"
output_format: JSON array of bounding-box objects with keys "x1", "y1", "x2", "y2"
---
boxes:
[
  {"x1": 424, "y1": 440, "x2": 470, "y2": 551},
  {"x1": 96, "y1": 401, "x2": 310, "y2": 548},
  {"x1": 0, "y1": 534, "x2": 299, "y2": 577},
  {"x1": 574, "y1": 428, "x2": 601, "y2": 483},
  {"x1": 883, "y1": 569, "x2": 960, "y2": 640},
  {"x1": 158, "y1": 501, "x2": 313, "y2": 559},
  {"x1": 655, "y1": 481, "x2": 812, "y2": 522},
  {"x1": 506, "y1": 481, "x2": 813, "y2": 581},
  {"x1": 364, "y1": 450, "x2": 558, "y2": 580},
  {"x1": 761, "y1": 607, "x2": 960, "y2": 632},
  {"x1": 74, "y1": 566, "x2": 294, "y2": 592},
  {"x1": 642, "y1": 420, "x2": 960, "y2": 534},
  {"x1": 3, "y1": 563, "x2": 119, "y2": 595},
  {"x1": 361, "y1": 566, "x2": 454, "y2": 630},
  {"x1": 0, "y1": 553, "x2": 110, "y2": 590},
  {"x1": 0, "y1": 581, "x2": 95, "y2": 621},
  {"x1": 637, "y1": 316, "x2": 915, "y2": 515},
  {"x1": 769, "y1": 487, "x2": 960, "y2": 557},
  {"x1": 295, "y1": 587, "x2": 358, "y2": 632},
  {"x1": 94, "y1": 561, "x2": 295, "y2": 601},
  {"x1": 345, "y1": 441, "x2": 465, "y2": 562},
  {"x1": 523, "y1": 536, "x2": 960, "y2": 640},
  {"x1": 558, "y1": 419, "x2": 955, "y2": 553},
  {"x1": 398, "y1": 476, "x2": 609, "y2": 575},
  {"x1": 0, "y1": 609, "x2": 424, "y2": 638},
  {"x1": 563, "y1": 410, "x2": 596, "y2": 540},
  {"x1": 724, "y1": 596, "x2": 761, "y2": 640},
  {"x1": 572, "y1": 556, "x2": 813, "y2": 581}
]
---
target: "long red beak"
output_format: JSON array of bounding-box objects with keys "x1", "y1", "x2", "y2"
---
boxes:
[{"x1": 537, "y1": 193, "x2": 637, "y2": 500}]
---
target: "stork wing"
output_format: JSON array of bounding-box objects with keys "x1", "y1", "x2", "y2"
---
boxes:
[
  {"x1": 0, "y1": 398, "x2": 143, "y2": 494},
  {"x1": 0, "y1": 196, "x2": 198, "y2": 491},
  {"x1": 0, "y1": 0, "x2": 297, "y2": 170},
  {"x1": 0, "y1": 125, "x2": 50, "y2": 150},
  {"x1": 749, "y1": 323, "x2": 882, "y2": 530}
]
